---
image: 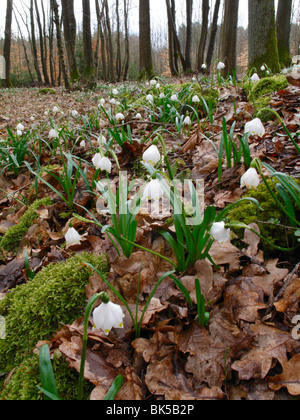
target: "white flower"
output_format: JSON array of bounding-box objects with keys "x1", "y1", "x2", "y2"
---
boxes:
[
  {"x1": 16, "y1": 123, "x2": 24, "y2": 132},
  {"x1": 30, "y1": 116, "x2": 35, "y2": 122},
  {"x1": 135, "y1": 113, "x2": 143, "y2": 120},
  {"x1": 44, "y1": 110, "x2": 49, "y2": 116},
  {"x1": 115, "y1": 112, "x2": 125, "y2": 122},
  {"x1": 245, "y1": 118, "x2": 265, "y2": 137},
  {"x1": 210, "y1": 222, "x2": 231, "y2": 243},
  {"x1": 170, "y1": 94, "x2": 178, "y2": 102},
  {"x1": 251, "y1": 73, "x2": 260, "y2": 83},
  {"x1": 110, "y1": 98, "x2": 117, "y2": 105},
  {"x1": 92, "y1": 154, "x2": 112, "y2": 173},
  {"x1": 241, "y1": 168, "x2": 260, "y2": 189},
  {"x1": 192, "y1": 95, "x2": 200, "y2": 103},
  {"x1": 16, "y1": 130, "x2": 23, "y2": 137},
  {"x1": 112, "y1": 89, "x2": 118, "y2": 95},
  {"x1": 53, "y1": 106, "x2": 59, "y2": 114},
  {"x1": 65, "y1": 227, "x2": 82, "y2": 246},
  {"x1": 155, "y1": 83, "x2": 160, "y2": 89},
  {"x1": 260, "y1": 65, "x2": 266, "y2": 71},
  {"x1": 80, "y1": 140, "x2": 86, "y2": 148},
  {"x1": 49, "y1": 129, "x2": 58, "y2": 138},
  {"x1": 150, "y1": 80, "x2": 157, "y2": 86},
  {"x1": 183, "y1": 116, "x2": 191, "y2": 125},
  {"x1": 146, "y1": 94, "x2": 154, "y2": 103},
  {"x1": 159, "y1": 93, "x2": 165, "y2": 99},
  {"x1": 98, "y1": 134, "x2": 107, "y2": 146},
  {"x1": 142, "y1": 145, "x2": 161, "y2": 166},
  {"x1": 93, "y1": 301, "x2": 125, "y2": 335},
  {"x1": 71, "y1": 110, "x2": 79, "y2": 118},
  {"x1": 201, "y1": 64, "x2": 207, "y2": 69},
  {"x1": 142, "y1": 179, "x2": 164, "y2": 201},
  {"x1": 217, "y1": 61, "x2": 225, "y2": 70},
  {"x1": 99, "y1": 98, "x2": 105, "y2": 106}
]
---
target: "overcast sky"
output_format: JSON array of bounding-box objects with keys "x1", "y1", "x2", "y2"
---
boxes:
[{"x1": 0, "y1": 0, "x2": 251, "y2": 38}]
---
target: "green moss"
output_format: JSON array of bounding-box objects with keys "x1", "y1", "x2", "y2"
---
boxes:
[
  {"x1": 243, "y1": 75, "x2": 289, "y2": 120},
  {"x1": 227, "y1": 179, "x2": 300, "y2": 258},
  {"x1": 249, "y1": 25, "x2": 281, "y2": 74},
  {"x1": 1, "y1": 353, "x2": 93, "y2": 401},
  {"x1": 37, "y1": 88, "x2": 56, "y2": 95},
  {"x1": 0, "y1": 252, "x2": 109, "y2": 370},
  {"x1": 0, "y1": 197, "x2": 53, "y2": 254}
]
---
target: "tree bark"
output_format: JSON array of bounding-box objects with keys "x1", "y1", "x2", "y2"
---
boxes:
[
  {"x1": 81, "y1": 0, "x2": 95, "y2": 87},
  {"x1": 248, "y1": 0, "x2": 280, "y2": 74},
  {"x1": 206, "y1": 0, "x2": 221, "y2": 71},
  {"x1": 221, "y1": 0, "x2": 239, "y2": 77},
  {"x1": 185, "y1": 0, "x2": 193, "y2": 73},
  {"x1": 30, "y1": 0, "x2": 43, "y2": 83},
  {"x1": 276, "y1": 0, "x2": 293, "y2": 67},
  {"x1": 61, "y1": 0, "x2": 80, "y2": 82},
  {"x1": 34, "y1": 0, "x2": 50, "y2": 84},
  {"x1": 139, "y1": 0, "x2": 154, "y2": 79},
  {"x1": 197, "y1": 0, "x2": 209, "y2": 71},
  {"x1": 3, "y1": 0, "x2": 13, "y2": 87}
]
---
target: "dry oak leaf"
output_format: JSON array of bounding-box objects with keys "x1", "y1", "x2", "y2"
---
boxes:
[
  {"x1": 252, "y1": 259, "x2": 289, "y2": 298},
  {"x1": 231, "y1": 321, "x2": 300, "y2": 381},
  {"x1": 267, "y1": 354, "x2": 300, "y2": 396},
  {"x1": 209, "y1": 241, "x2": 241, "y2": 272},
  {"x1": 274, "y1": 274, "x2": 300, "y2": 313},
  {"x1": 145, "y1": 353, "x2": 223, "y2": 400},
  {"x1": 180, "y1": 259, "x2": 214, "y2": 303}
]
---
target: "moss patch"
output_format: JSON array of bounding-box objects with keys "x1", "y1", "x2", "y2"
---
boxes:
[
  {"x1": 243, "y1": 75, "x2": 288, "y2": 121},
  {"x1": 0, "y1": 252, "x2": 109, "y2": 371},
  {"x1": 227, "y1": 179, "x2": 300, "y2": 258},
  {"x1": 0, "y1": 197, "x2": 53, "y2": 254}
]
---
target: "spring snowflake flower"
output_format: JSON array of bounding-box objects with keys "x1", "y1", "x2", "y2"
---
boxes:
[
  {"x1": 183, "y1": 116, "x2": 192, "y2": 125},
  {"x1": 80, "y1": 140, "x2": 86, "y2": 148},
  {"x1": 192, "y1": 95, "x2": 200, "y2": 103},
  {"x1": 261, "y1": 65, "x2": 266, "y2": 71},
  {"x1": 245, "y1": 118, "x2": 265, "y2": 138},
  {"x1": 92, "y1": 154, "x2": 112, "y2": 173},
  {"x1": 159, "y1": 93, "x2": 165, "y2": 99},
  {"x1": 135, "y1": 113, "x2": 143, "y2": 120},
  {"x1": 210, "y1": 222, "x2": 231, "y2": 243},
  {"x1": 98, "y1": 134, "x2": 107, "y2": 146},
  {"x1": 170, "y1": 94, "x2": 178, "y2": 102},
  {"x1": 142, "y1": 179, "x2": 164, "y2": 202},
  {"x1": 49, "y1": 129, "x2": 58, "y2": 138},
  {"x1": 142, "y1": 145, "x2": 161, "y2": 166},
  {"x1": 217, "y1": 61, "x2": 225, "y2": 70},
  {"x1": 71, "y1": 110, "x2": 79, "y2": 118},
  {"x1": 93, "y1": 301, "x2": 125, "y2": 336},
  {"x1": 241, "y1": 168, "x2": 261, "y2": 189},
  {"x1": 110, "y1": 98, "x2": 117, "y2": 105},
  {"x1": 146, "y1": 94, "x2": 154, "y2": 103},
  {"x1": 115, "y1": 113, "x2": 125, "y2": 122},
  {"x1": 201, "y1": 64, "x2": 207, "y2": 70},
  {"x1": 16, "y1": 123, "x2": 24, "y2": 132},
  {"x1": 251, "y1": 73, "x2": 260, "y2": 83},
  {"x1": 99, "y1": 98, "x2": 105, "y2": 106},
  {"x1": 65, "y1": 227, "x2": 82, "y2": 246},
  {"x1": 150, "y1": 80, "x2": 157, "y2": 86},
  {"x1": 52, "y1": 106, "x2": 59, "y2": 114},
  {"x1": 112, "y1": 88, "x2": 119, "y2": 95}
]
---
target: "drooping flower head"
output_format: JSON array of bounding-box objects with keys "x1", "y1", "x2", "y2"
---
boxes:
[
  {"x1": 241, "y1": 168, "x2": 261, "y2": 189},
  {"x1": 65, "y1": 227, "x2": 82, "y2": 246},
  {"x1": 210, "y1": 222, "x2": 231, "y2": 243},
  {"x1": 142, "y1": 145, "x2": 161, "y2": 166},
  {"x1": 245, "y1": 118, "x2": 265, "y2": 138},
  {"x1": 93, "y1": 297, "x2": 125, "y2": 336}
]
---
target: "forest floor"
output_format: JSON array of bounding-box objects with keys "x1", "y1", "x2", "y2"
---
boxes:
[{"x1": 0, "y1": 73, "x2": 299, "y2": 401}]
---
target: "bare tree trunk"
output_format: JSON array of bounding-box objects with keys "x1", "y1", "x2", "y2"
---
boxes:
[
  {"x1": 104, "y1": 0, "x2": 115, "y2": 82},
  {"x1": 30, "y1": 0, "x2": 43, "y2": 83},
  {"x1": 248, "y1": 0, "x2": 280, "y2": 74},
  {"x1": 276, "y1": 0, "x2": 293, "y2": 67},
  {"x1": 81, "y1": 0, "x2": 95, "y2": 87},
  {"x1": 197, "y1": 0, "x2": 209, "y2": 71},
  {"x1": 139, "y1": 0, "x2": 154, "y2": 79},
  {"x1": 61, "y1": 0, "x2": 80, "y2": 82},
  {"x1": 166, "y1": 0, "x2": 187, "y2": 73},
  {"x1": 221, "y1": 0, "x2": 239, "y2": 76},
  {"x1": 51, "y1": 0, "x2": 70, "y2": 89},
  {"x1": 116, "y1": 0, "x2": 121, "y2": 82},
  {"x1": 34, "y1": 0, "x2": 50, "y2": 84},
  {"x1": 185, "y1": 0, "x2": 193, "y2": 73},
  {"x1": 14, "y1": 9, "x2": 34, "y2": 83},
  {"x1": 206, "y1": 0, "x2": 221, "y2": 71},
  {"x1": 166, "y1": 0, "x2": 178, "y2": 76},
  {"x1": 3, "y1": 0, "x2": 14, "y2": 87},
  {"x1": 123, "y1": 0, "x2": 130, "y2": 81}
]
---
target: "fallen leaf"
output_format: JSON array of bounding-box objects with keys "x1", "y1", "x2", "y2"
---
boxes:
[{"x1": 267, "y1": 354, "x2": 300, "y2": 396}]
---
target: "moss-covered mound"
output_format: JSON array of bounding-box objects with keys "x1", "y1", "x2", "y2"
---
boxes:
[
  {"x1": 243, "y1": 75, "x2": 289, "y2": 120},
  {"x1": 0, "y1": 252, "x2": 109, "y2": 371},
  {"x1": 0, "y1": 197, "x2": 53, "y2": 254},
  {"x1": 227, "y1": 179, "x2": 300, "y2": 258}
]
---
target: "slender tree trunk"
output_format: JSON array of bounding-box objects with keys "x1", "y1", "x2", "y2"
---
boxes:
[
  {"x1": 206, "y1": 0, "x2": 221, "y2": 71},
  {"x1": 104, "y1": 0, "x2": 115, "y2": 82},
  {"x1": 185, "y1": 0, "x2": 193, "y2": 73},
  {"x1": 3, "y1": 0, "x2": 14, "y2": 87},
  {"x1": 276, "y1": 0, "x2": 293, "y2": 67},
  {"x1": 166, "y1": 0, "x2": 187, "y2": 73},
  {"x1": 221, "y1": 0, "x2": 239, "y2": 77},
  {"x1": 30, "y1": 0, "x2": 43, "y2": 83},
  {"x1": 81, "y1": 0, "x2": 95, "y2": 86},
  {"x1": 248, "y1": 0, "x2": 280, "y2": 74},
  {"x1": 61, "y1": 0, "x2": 80, "y2": 82},
  {"x1": 197, "y1": 0, "x2": 209, "y2": 71},
  {"x1": 139, "y1": 0, "x2": 154, "y2": 79},
  {"x1": 123, "y1": 0, "x2": 130, "y2": 81},
  {"x1": 166, "y1": 0, "x2": 178, "y2": 76},
  {"x1": 14, "y1": 9, "x2": 34, "y2": 82},
  {"x1": 116, "y1": 0, "x2": 121, "y2": 82},
  {"x1": 51, "y1": 0, "x2": 70, "y2": 89},
  {"x1": 34, "y1": 0, "x2": 50, "y2": 84}
]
